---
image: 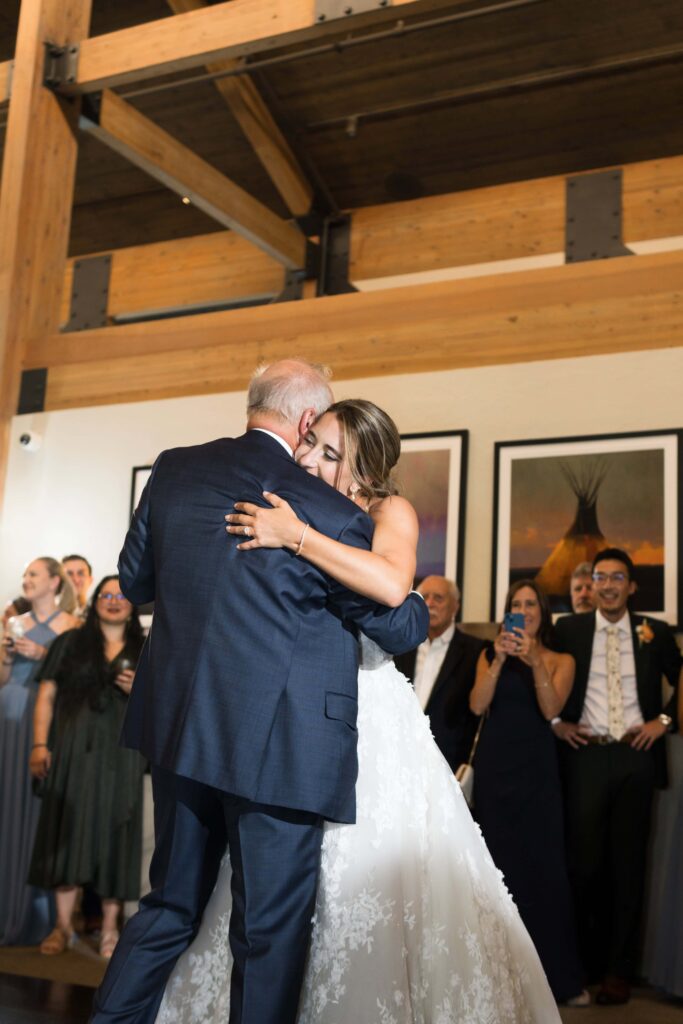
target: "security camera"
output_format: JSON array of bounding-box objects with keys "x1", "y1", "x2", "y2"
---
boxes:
[{"x1": 18, "y1": 431, "x2": 42, "y2": 452}]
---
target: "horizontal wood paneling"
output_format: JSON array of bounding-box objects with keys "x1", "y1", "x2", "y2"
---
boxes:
[{"x1": 33, "y1": 250, "x2": 683, "y2": 408}]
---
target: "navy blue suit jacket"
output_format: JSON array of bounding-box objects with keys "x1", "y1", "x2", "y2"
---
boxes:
[{"x1": 119, "y1": 430, "x2": 428, "y2": 823}]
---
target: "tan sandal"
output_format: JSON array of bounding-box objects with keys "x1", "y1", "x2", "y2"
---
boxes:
[
  {"x1": 40, "y1": 926, "x2": 75, "y2": 955},
  {"x1": 99, "y1": 929, "x2": 119, "y2": 959}
]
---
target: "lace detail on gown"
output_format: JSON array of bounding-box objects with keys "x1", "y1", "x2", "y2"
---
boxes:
[{"x1": 157, "y1": 639, "x2": 560, "y2": 1024}]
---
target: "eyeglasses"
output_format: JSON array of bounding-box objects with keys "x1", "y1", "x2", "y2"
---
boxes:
[
  {"x1": 592, "y1": 572, "x2": 628, "y2": 585},
  {"x1": 98, "y1": 592, "x2": 126, "y2": 602}
]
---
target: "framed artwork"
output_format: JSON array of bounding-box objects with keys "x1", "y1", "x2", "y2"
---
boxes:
[
  {"x1": 491, "y1": 429, "x2": 682, "y2": 625},
  {"x1": 396, "y1": 430, "x2": 469, "y2": 595},
  {"x1": 130, "y1": 465, "x2": 152, "y2": 521}
]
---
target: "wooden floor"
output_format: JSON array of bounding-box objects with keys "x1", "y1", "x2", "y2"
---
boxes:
[
  {"x1": 0, "y1": 957, "x2": 682, "y2": 1023},
  {"x1": 0, "y1": 973, "x2": 94, "y2": 1024}
]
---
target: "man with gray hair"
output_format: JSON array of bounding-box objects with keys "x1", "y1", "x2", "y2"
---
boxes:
[
  {"x1": 92, "y1": 358, "x2": 428, "y2": 1024},
  {"x1": 395, "y1": 575, "x2": 483, "y2": 771},
  {"x1": 569, "y1": 561, "x2": 595, "y2": 614}
]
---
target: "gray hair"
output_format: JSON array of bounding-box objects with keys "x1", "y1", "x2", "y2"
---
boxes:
[
  {"x1": 247, "y1": 359, "x2": 332, "y2": 425},
  {"x1": 571, "y1": 561, "x2": 593, "y2": 580}
]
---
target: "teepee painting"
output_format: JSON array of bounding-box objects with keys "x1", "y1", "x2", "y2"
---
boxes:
[
  {"x1": 535, "y1": 460, "x2": 608, "y2": 596},
  {"x1": 492, "y1": 432, "x2": 679, "y2": 623}
]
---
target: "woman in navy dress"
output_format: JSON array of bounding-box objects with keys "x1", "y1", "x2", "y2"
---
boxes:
[{"x1": 470, "y1": 579, "x2": 587, "y2": 1006}]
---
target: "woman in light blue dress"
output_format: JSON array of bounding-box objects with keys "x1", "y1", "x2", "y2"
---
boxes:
[{"x1": 0, "y1": 557, "x2": 78, "y2": 945}]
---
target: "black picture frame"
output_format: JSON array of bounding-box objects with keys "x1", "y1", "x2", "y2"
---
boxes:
[
  {"x1": 398, "y1": 429, "x2": 469, "y2": 602},
  {"x1": 491, "y1": 428, "x2": 682, "y2": 626}
]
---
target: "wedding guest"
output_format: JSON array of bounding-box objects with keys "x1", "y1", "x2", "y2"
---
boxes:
[
  {"x1": 395, "y1": 576, "x2": 483, "y2": 770},
  {"x1": 641, "y1": 671, "x2": 683, "y2": 997},
  {"x1": 569, "y1": 562, "x2": 595, "y2": 614},
  {"x1": 62, "y1": 554, "x2": 94, "y2": 621},
  {"x1": 553, "y1": 548, "x2": 681, "y2": 1005},
  {"x1": 29, "y1": 575, "x2": 146, "y2": 960},
  {"x1": 470, "y1": 580, "x2": 587, "y2": 1006},
  {"x1": 0, "y1": 558, "x2": 78, "y2": 945},
  {"x1": 62, "y1": 555, "x2": 101, "y2": 931}
]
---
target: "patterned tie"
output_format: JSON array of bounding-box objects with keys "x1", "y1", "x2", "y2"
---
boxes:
[{"x1": 606, "y1": 625, "x2": 625, "y2": 741}]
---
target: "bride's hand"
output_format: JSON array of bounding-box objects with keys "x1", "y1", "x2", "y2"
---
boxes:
[{"x1": 225, "y1": 491, "x2": 304, "y2": 550}]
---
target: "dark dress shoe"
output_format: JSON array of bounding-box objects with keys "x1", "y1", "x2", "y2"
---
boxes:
[{"x1": 596, "y1": 975, "x2": 631, "y2": 1005}]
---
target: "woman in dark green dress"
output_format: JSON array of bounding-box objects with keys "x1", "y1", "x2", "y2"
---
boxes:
[{"x1": 28, "y1": 575, "x2": 146, "y2": 959}]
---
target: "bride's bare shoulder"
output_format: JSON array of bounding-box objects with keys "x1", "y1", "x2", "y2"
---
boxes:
[{"x1": 369, "y1": 494, "x2": 418, "y2": 529}]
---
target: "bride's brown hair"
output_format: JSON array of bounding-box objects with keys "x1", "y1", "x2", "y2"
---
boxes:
[{"x1": 326, "y1": 399, "x2": 400, "y2": 501}]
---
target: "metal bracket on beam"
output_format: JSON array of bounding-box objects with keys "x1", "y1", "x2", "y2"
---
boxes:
[
  {"x1": 64, "y1": 254, "x2": 112, "y2": 332},
  {"x1": 318, "y1": 216, "x2": 357, "y2": 295},
  {"x1": 43, "y1": 42, "x2": 80, "y2": 90},
  {"x1": 315, "y1": 0, "x2": 392, "y2": 23},
  {"x1": 565, "y1": 169, "x2": 633, "y2": 263},
  {"x1": 271, "y1": 269, "x2": 306, "y2": 303},
  {"x1": 17, "y1": 368, "x2": 47, "y2": 415}
]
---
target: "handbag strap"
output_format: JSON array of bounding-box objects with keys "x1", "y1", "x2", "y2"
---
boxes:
[{"x1": 466, "y1": 711, "x2": 486, "y2": 766}]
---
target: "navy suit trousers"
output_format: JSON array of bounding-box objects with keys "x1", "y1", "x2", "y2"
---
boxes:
[{"x1": 90, "y1": 766, "x2": 323, "y2": 1024}]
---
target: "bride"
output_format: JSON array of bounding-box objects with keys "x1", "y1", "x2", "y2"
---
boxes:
[{"x1": 156, "y1": 400, "x2": 562, "y2": 1024}]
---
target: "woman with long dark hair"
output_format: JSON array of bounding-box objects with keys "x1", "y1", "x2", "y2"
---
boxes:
[
  {"x1": 469, "y1": 579, "x2": 587, "y2": 1006},
  {"x1": 29, "y1": 575, "x2": 146, "y2": 959}
]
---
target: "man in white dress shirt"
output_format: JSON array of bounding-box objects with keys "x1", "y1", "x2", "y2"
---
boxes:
[
  {"x1": 395, "y1": 577, "x2": 483, "y2": 771},
  {"x1": 553, "y1": 548, "x2": 681, "y2": 1006}
]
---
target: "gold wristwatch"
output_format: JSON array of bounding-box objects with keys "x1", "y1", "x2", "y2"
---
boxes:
[{"x1": 658, "y1": 713, "x2": 673, "y2": 731}]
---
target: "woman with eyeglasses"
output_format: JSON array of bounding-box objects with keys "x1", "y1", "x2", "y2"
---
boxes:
[{"x1": 28, "y1": 575, "x2": 146, "y2": 960}]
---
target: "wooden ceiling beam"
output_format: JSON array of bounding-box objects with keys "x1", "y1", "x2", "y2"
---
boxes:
[
  {"x1": 59, "y1": 232, "x2": 284, "y2": 327},
  {"x1": 165, "y1": 0, "x2": 313, "y2": 218},
  {"x1": 80, "y1": 89, "x2": 307, "y2": 268},
  {"x1": 25, "y1": 251, "x2": 683, "y2": 411},
  {"x1": 350, "y1": 154, "x2": 683, "y2": 287},
  {"x1": 67, "y1": 0, "x2": 465, "y2": 94},
  {"x1": 0, "y1": 0, "x2": 92, "y2": 504}
]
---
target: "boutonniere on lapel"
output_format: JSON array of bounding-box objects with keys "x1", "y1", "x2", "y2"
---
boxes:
[{"x1": 636, "y1": 619, "x2": 655, "y2": 647}]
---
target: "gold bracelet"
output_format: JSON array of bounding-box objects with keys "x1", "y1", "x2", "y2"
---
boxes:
[{"x1": 296, "y1": 523, "x2": 310, "y2": 556}]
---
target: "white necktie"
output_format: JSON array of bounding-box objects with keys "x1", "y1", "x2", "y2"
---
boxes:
[{"x1": 606, "y1": 625, "x2": 625, "y2": 741}]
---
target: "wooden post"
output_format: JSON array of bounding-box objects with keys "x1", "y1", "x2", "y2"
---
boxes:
[{"x1": 0, "y1": 0, "x2": 92, "y2": 505}]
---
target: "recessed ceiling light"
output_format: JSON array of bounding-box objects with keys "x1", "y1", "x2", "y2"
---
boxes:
[{"x1": 181, "y1": 196, "x2": 191, "y2": 205}]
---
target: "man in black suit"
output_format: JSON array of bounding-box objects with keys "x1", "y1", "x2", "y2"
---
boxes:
[
  {"x1": 395, "y1": 575, "x2": 483, "y2": 771},
  {"x1": 553, "y1": 547, "x2": 681, "y2": 1006}
]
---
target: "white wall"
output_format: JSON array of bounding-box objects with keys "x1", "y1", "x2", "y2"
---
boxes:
[{"x1": 1, "y1": 346, "x2": 679, "y2": 621}]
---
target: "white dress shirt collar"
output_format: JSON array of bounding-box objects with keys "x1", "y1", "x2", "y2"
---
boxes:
[
  {"x1": 251, "y1": 428, "x2": 293, "y2": 457},
  {"x1": 595, "y1": 609, "x2": 631, "y2": 634}
]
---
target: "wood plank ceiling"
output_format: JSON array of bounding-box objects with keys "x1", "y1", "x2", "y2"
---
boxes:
[{"x1": 0, "y1": 0, "x2": 682, "y2": 256}]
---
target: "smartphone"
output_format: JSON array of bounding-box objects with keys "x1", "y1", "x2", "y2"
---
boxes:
[{"x1": 503, "y1": 612, "x2": 525, "y2": 635}]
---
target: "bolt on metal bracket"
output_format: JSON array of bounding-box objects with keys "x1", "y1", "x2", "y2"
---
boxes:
[{"x1": 315, "y1": 0, "x2": 392, "y2": 24}]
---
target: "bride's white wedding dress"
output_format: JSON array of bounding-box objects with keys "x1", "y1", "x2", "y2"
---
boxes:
[{"x1": 156, "y1": 637, "x2": 561, "y2": 1024}]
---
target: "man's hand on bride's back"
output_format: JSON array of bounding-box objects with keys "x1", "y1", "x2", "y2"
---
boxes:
[{"x1": 225, "y1": 491, "x2": 304, "y2": 551}]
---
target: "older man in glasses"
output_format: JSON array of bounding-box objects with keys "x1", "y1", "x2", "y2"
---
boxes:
[{"x1": 553, "y1": 547, "x2": 681, "y2": 1006}]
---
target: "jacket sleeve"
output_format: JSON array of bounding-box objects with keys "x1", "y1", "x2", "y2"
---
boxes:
[
  {"x1": 324, "y1": 510, "x2": 430, "y2": 656},
  {"x1": 118, "y1": 454, "x2": 163, "y2": 606},
  {"x1": 657, "y1": 621, "x2": 682, "y2": 725}
]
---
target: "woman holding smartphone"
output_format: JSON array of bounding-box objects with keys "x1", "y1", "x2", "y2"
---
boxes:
[
  {"x1": 469, "y1": 579, "x2": 588, "y2": 1007},
  {"x1": 28, "y1": 575, "x2": 146, "y2": 960}
]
